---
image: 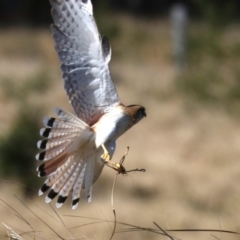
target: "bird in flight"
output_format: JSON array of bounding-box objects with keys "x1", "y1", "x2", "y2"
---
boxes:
[{"x1": 36, "y1": 0, "x2": 146, "y2": 209}]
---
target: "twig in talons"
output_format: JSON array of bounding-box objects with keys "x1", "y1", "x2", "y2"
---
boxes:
[
  {"x1": 126, "y1": 168, "x2": 146, "y2": 173},
  {"x1": 109, "y1": 147, "x2": 145, "y2": 240},
  {"x1": 109, "y1": 147, "x2": 130, "y2": 240},
  {"x1": 109, "y1": 169, "x2": 119, "y2": 240},
  {"x1": 109, "y1": 211, "x2": 117, "y2": 240},
  {"x1": 118, "y1": 147, "x2": 146, "y2": 175},
  {"x1": 106, "y1": 147, "x2": 146, "y2": 175},
  {"x1": 119, "y1": 146, "x2": 129, "y2": 165},
  {"x1": 104, "y1": 146, "x2": 128, "y2": 174},
  {"x1": 113, "y1": 146, "x2": 129, "y2": 175}
]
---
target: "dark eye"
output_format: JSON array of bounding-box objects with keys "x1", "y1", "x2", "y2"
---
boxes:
[
  {"x1": 82, "y1": 0, "x2": 88, "y2": 3},
  {"x1": 139, "y1": 107, "x2": 146, "y2": 118},
  {"x1": 142, "y1": 108, "x2": 146, "y2": 117}
]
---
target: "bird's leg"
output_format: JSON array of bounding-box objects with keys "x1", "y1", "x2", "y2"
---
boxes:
[
  {"x1": 101, "y1": 144, "x2": 127, "y2": 174},
  {"x1": 101, "y1": 146, "x2": 145, "y2": 174},
  {"x1": 101, "y1": 144, "x2": 111, "y2": 161}
]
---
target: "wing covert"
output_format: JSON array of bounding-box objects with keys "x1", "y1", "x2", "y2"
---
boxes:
[{"x1": 49, "y1": 0, "x2": 120, "y2": 125}]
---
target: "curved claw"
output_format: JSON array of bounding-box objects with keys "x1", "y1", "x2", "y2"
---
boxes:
[
  {"x1": 101, "y1": 144, "x2": 111, "y2": 161},
  {"x1": 101, "y1": 151, "x2": 111, "y2": 161}
]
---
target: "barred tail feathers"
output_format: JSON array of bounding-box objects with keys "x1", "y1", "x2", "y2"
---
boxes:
[
  {"x1": 71, "y1": 161, "x2": 87, "y2": 209},
  {"x1": 36, "y1": 108, "x2": 97, "y2": 208},
  {"x1": 84, "y1": 153, "x2": 95, "y2": 203},
  {"x1": 73, "y1": 141, "x2": 116, "y2": 207}
]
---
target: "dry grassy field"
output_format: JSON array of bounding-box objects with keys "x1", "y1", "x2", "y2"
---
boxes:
[{"x1": 1, "y1": 13, "x2": 240, "y2": 240}]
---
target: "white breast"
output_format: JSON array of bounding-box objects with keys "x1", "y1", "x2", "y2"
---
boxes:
[{"x1": 93, "y1": 108, "x2": 132, "y2": 148}]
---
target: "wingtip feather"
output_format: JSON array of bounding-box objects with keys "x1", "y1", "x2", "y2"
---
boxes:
[
  {"x1": 56, "y1": 195, "x2": 68, "y2": 208},
  {"x1": 45, "y1": 187, "x2": 58, "y2": 203},
  {"x1": 43, "y1": 117, "x2": 55, "y2": 128},
  {"x1": 56, "y1": 202, "x2": 63, "y2": 208},
  {"x1": 72, "y1": 198, "x2": 80, "y2": 210},
  {"x1": 35, "y1": 151, "x2": 46, "y2": 161},
  {"x1": 54, "y1": 107, "x2": 61, "y2": 116},
  {"x1": 39, "y1": 189, "x2": 44, "y2": 196},
  {"x1": 72, "y1": 204, "x2": 78, "y2": 210},
  {"x1": 37, "y1": 140, "x2": 45, "y2": 149},
  {"x1": 45, "y1": 196, "x2": 52, "y2": 203},
  {"x1": 40, "y1": 128, "x2": 51, "y2": 138},
  {"x1": 39, "y1": 184, "x2": 50, "y2": 196},
  {"x1": 87, "y1": 195, "x2": 92, "y2": 203}
]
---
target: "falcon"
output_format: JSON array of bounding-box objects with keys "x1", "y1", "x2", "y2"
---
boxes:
[{"x1": 36, "y1": 0, "x2": 146, "y2": 209}]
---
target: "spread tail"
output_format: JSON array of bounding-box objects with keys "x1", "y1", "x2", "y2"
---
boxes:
[{"x1": 36, "y1": 107, "x2": 99, "y2": 209}]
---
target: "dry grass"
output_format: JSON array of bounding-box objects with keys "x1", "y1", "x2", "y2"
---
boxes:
[{"x1": 0, "y1": 14, "x2": 240, "y2": 239}]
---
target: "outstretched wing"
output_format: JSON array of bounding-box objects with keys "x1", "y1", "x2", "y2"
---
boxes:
[{"x1": 50, "y1": 0, "x2": 120, "y2": 125}]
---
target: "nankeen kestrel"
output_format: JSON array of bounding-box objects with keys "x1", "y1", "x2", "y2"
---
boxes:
[{"x1": 36, "y1": 0, "x2": 146, "y2": 209}]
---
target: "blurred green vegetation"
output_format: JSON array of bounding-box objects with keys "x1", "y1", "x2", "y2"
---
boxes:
[
  {"x1": 1, "y1": 69, "x2": 51, "y2": 101},
  {"x1": 176, "y1": 24, "x2": 240, "y2": 113},
  {"x1": 0, "y1": 31, "x2": 40, "y2": 58},
  {"x1": 192, "y1": 0, "x2": 239, "y2": 26},
  {"x1": 0, "y1": 106, "x2": 42, "y2": 196},
  {"x1": 0, "y1": 69, "x2": 52, "y2": 196},
  {"x1": 1, "y1": 0, "x2": 240, "y2": 26}
]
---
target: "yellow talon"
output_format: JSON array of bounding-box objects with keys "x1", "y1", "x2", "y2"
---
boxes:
[
  {"x1": 101, "y1": 144, "x2": 111, "y2": 161},
  {"x1": 101, "y1": 144, "x2": 127, "y2": 174},
  {"x1": 101, "y1": 152, "x2": 111, "y2": 161}
]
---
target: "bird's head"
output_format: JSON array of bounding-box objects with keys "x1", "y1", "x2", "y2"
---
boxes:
[{"x1": 126, "y1": 105, "x2": 146, "y2": 125}]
